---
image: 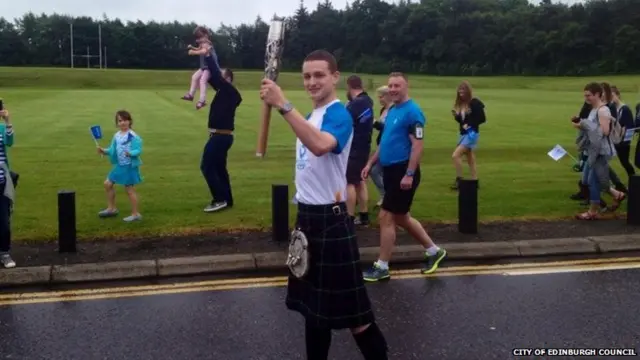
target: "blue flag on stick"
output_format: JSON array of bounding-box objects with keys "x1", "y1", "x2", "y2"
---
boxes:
[{"x1": 90, "y1": 125, "x2": 103, "y2": 140}]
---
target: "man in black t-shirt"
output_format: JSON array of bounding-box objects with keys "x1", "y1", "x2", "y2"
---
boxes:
[
  {"x1": 201, "y1": 47, "x2": 242, "y2": 213},
  {"x1": 345, "y1": 75, "x2": 374, "y2": 225}
]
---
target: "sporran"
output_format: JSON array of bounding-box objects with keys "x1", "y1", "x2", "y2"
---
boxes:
[{"x1": 286, "y1": 228, "x2": 309, "y2": 278}]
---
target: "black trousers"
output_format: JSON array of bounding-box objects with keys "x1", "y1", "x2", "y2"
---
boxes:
[
  {"x1": 0, "y1": 182, "x2": 11, "y2": 253},
  {"x1": 615, "y1": 142, "x2": 636, "y2": 176},
  {"x1": 636, "y1": 137, "x2": 640, "y2": 170},
  {"x1": 200, "y1": 133, "x2": 234, "y2": 206}
]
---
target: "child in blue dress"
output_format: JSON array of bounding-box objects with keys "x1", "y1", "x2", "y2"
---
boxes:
[{"x1": 97, "y1": 110, "x2": 143, "y2": 222}]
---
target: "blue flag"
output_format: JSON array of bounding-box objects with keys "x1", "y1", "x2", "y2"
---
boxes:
[{"x1": 90, "y1": 125, "x2": 103, "y2": 140}]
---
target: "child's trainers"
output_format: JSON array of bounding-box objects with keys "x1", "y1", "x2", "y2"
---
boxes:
[
  {"x1": 123, "y1": 214, "x2": 142, "y2": 222},
  {"x1": 98, "y1": 209, "x2": 118, "y2": 218}
]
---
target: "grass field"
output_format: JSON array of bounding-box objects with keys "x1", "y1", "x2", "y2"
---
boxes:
[{"x1": 0, "y1": 67, "x2": 639, "y2": 242}]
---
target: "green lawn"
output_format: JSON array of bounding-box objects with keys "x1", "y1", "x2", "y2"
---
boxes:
[{"x1": 1, "y1": 67, "x2": 639, "y2": 242}]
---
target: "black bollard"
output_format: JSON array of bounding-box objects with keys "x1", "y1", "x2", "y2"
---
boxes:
[
  {"x1": 272, "y1": 184, "x2": 289, "y2": 242},
  {"x1": 58, "y1": 190, "x2": 77, "y2": 253},
  {"x1": 627, "y1": 175, "x2": 640, "y2": 225},
  {"x1": 458, "y1": 179, "x2": 478, "y2": 234}
]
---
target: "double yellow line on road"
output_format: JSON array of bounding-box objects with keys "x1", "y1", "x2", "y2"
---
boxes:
[{"x1": 1, "y1": 256, "x2": 639, "y2": 307}]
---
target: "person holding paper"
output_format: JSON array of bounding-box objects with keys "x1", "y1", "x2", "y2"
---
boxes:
[
  {"x1": 573, "y1": 82, "x2": 626, "y2": 220},
  {"x1": 611, "y1": 86, "x2": 635, "y2": 176}
]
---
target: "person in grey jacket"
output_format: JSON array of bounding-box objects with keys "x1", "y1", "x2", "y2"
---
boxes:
[{"x1": 574, "y1": 82, "x2": 626, "y2": 220}]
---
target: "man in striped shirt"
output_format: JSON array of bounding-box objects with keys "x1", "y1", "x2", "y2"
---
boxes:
[{"x1": 0, "y1": 107, "x2": 15, "y2": 268}]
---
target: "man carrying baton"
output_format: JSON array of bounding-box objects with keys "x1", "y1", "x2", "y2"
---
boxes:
[
  {"x1": 200, "y1": 44, "x2": 242, "y2": 213},
  {"x1": 260, "y1": 50, "x2": 388, "y2": 360}
]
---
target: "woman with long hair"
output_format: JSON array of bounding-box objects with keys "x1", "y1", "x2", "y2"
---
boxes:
[
  {"x1": 601, "y1": 82, "x2": 628, "y2": 194},
  {"x1": 574, "y1": 82, "x2": 626, "y2": 220},
  {"x1": 450, "y1": 81, "x2": 486, "y2": 190},
  {"x1": 610, "y1": 86, "x2": 636, "y2": 177}
]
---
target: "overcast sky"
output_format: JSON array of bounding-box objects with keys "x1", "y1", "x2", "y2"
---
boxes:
[{"x1": 1, "y1": 0, "x2": 583, "y2": 28}]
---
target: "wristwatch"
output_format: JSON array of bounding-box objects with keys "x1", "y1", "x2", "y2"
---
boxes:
[
  {"x1": 406, "y1": 169, "x2": 415, "y2": 177},
  {"x1": 278, "y1": 102, "x2": 293, "y2": 115}
]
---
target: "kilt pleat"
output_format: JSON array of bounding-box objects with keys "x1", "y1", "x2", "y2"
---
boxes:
[{"x1": 285, "y1": 202, "x2": 375, "y2": 329}]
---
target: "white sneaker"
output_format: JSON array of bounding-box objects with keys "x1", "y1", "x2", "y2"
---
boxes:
[
  {"x1": 123, "y1": 214, "x2": 142, "y2": 222},
  {"x1": 1, "y1": 253, "x2": 16, "y2": 268},
  {"x1": 204, "y1": 201, "x2": 228, "y2": 213}
]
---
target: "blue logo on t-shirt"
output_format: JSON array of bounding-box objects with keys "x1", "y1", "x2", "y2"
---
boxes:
[{"x1": 296, "y1": 144, "x2": 308, "y2": 170}]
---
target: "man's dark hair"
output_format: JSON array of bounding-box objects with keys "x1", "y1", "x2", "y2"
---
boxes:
[
  {"x1": 584, "y1": 82, "x2": 603, "y2": 97},
  {"x1": 303, "y1": 50, "x2": 338, "y2": 73},
  {"x1": 346, "y1": 75, "x2": 363, "y2": 90},
  {"x1": 223, "y1": 68, "x2": 234, "y2": 82}
]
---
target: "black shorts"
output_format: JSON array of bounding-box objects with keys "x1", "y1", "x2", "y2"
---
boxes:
[
  {"x1": 381, "y1": 161, "x2": 421, "y2": 214},
  {"x1": 346, "y1": 155, "x2": 368, "y2": 185}
]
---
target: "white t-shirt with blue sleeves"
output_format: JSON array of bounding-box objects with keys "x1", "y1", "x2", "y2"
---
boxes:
[{"x1": 295, "y1": 99, "x2": 354, "y2": 205}]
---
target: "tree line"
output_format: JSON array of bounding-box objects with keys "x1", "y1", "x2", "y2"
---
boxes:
[{"x1": 1, "y1": 0, "x2": 639, "y2": 76}]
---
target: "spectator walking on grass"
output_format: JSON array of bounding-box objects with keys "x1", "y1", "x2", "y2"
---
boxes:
[
  {"x1": 610, "y1": 86, "x2": 636, "y2": 177},
  {"x1": 601, "y1": 82, "x2": 628, "y2": 194},
  {"x1": 0, "y1": 107, "x2": 16, "y2": 268},
  {"x1": 573, "y1": 82, "x2": 626, "y2": 220}
]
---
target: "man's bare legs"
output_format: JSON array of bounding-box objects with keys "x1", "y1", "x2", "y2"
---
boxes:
[
  {"x1": 364, "y1": 209, "x2": 446, "y2": 281},
  {"x1": 354, "y1": 181, "x2": 370, "y2": 225}
]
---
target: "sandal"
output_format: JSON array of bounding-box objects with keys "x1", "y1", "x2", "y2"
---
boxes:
[
  {"x1": 608, "y1": 192, "x2": 626, "y2": 212},
  {"x1": 575, "y1": 211, "x2": 600, "y2": 220}
]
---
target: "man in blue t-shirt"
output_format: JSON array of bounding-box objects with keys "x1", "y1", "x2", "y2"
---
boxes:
[{"x1": 361, "y1": 72, "x2": 446, "y2": 282}]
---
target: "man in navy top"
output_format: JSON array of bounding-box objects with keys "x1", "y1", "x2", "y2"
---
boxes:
[
  {"x1": 361, "y1": 72, "x2": 446, "y2": 282},
  {"x1": 201, "y1": 47, "x2": 242, "y2": 213},
  {"x1": 345, "y1": 75, "x2": 374, "y2": 225}
]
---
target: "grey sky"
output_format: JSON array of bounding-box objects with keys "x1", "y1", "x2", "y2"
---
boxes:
[{"x1": 1, "y1": 0, "x2": 583, "y2": 29}]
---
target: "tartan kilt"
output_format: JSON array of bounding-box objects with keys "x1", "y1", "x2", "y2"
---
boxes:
[{"x1": 285, "y1": 202, "x2": 375, "y2": 329}]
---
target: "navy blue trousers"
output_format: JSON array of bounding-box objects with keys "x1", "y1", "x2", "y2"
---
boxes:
[{"x1": 200, "y1": 134, "x2": 234, "y2": 206}]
